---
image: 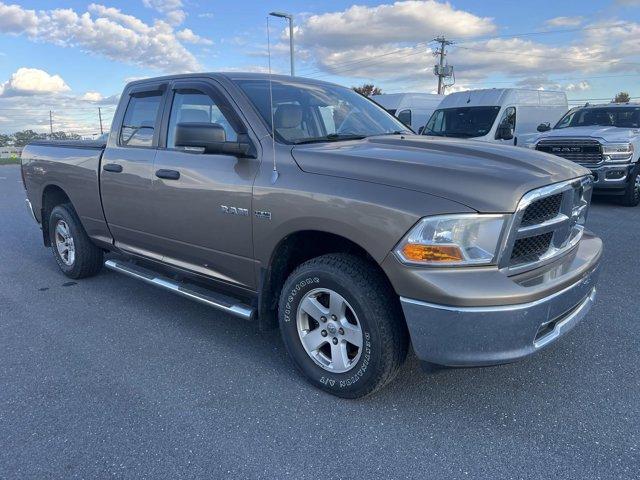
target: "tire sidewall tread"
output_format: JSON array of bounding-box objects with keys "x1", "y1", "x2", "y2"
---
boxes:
[
  {"x1": 278, "y1": 253, "x2": 408, "y2": 399},
  {"x1": 49, "y1": 204, "x2": 103, "y2": 279}
]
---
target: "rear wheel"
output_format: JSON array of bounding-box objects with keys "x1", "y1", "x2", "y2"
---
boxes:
[
  {"x1": 620, "y1": 168, "x2": 640, "y2": 207},
  {"x1": 49, "y1": 204, "x2": 103, "y2": 278},
  {"x1": 278, "y1": 253, "x2": 408, "y2": 398}
]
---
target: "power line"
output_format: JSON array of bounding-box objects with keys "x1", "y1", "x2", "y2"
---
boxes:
[{"x1": 296, "y1": 20, "x2": 636, "y2": 80}]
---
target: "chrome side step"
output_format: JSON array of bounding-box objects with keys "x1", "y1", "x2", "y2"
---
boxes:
[{"x1": 104, "y1": 259, "x2": 254, "y2": 321}]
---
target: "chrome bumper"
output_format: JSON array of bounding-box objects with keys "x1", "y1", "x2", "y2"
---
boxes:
[
  {"x1": 587, "y1": 163, "x2": 636, "y2": 190},
  {"x1": 400, "y1": 264, "x2": 599, "y2": 367},
  {"x1": 25, "y1": 198, "x2": 38, "y2": 224}
]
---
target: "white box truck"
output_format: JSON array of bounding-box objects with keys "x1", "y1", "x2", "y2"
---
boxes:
[
  {"x1": 422, "y1": 89, "x2": 568, "y2": 146},
  {"x1": 371, "y1": 93, "x2": 444, "y2": 133}
]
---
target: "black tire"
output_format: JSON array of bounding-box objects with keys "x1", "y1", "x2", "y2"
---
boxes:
[
  {"x1": 619, "y1": 167, "x2": 640, "y2": 207},
  {"x1": 49, "y1": 203, "x2": 103, "y2": 279},
  {"x1": 278, "y1": 253, "x2": 408, "y2": 398}
]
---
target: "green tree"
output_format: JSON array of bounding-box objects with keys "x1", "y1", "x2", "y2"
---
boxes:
[
  {"x1": 0, "y1": 133, "x2": 11, "y2": 147},
  {"x1": 614, "y1": 92, "x2": 631, "y2": 103},
  {"x1": 13, "y1": 130, "x2": 46, "y2": 147},
  {"x1": 353, "y1": 84, "x2": 383, "y2": 97}
]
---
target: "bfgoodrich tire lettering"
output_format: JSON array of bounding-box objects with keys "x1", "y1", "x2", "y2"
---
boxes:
[{"x1": 278, "y1": 253, "x2": 408, "y2": 398}]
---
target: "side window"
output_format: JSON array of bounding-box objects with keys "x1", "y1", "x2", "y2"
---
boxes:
[
  {"x1": 120, "y1": 93, "x2": 162, "y2": 147},
  {"x1": 397, "y1": 109, "x2": 412, "y2": 127},
  {"x1": 497, "y1": 106, "x2": 516, "y2": 133},
  {"x1": 167, "y1": 91, "x2": 237, "y2": 149}
]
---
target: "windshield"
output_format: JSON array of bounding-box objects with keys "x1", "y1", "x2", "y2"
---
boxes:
[
  {"x1": 233, "y1": 78, "x2": 411, "y2": 144},
  {"x1": 555, "y1": 106, "x2": 640, "y2": 129},
  {"x1": 423, "y1": 106, "x2": 501, "y2": 138}
]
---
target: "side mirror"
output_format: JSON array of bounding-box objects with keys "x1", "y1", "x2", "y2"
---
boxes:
[
  {"x1": 537, "y1": 122, "x2": 551, "y2": 132},
  {"x1": 175, "y1": 123, "x2": 254, "y2": 157},
  {"x1": 496, "y1": 125, "x2": 514, "y2": 141}
]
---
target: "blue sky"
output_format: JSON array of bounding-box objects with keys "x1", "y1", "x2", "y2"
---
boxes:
[{"x1": 0, "y1": 0, "x2": 639, "y2": 135}]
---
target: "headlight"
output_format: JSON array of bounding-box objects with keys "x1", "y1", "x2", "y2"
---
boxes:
[
  {"x1": 603, "y1": 143, "x2": 634, "y2": 162},
  {"x1": 395, "y1": 214, "x2": 507, "y2": 266}
]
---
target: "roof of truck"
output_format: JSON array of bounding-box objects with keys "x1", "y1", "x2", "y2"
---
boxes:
[
  {"x1": 574, "y1": 102, "x2": 640, "y2": 108},
  {"x1": 126, "y1": 72, "x2": 338, "y2": 88},
  {"x1": 438, "y1": 88, "x2": 567, "y2": 108}
]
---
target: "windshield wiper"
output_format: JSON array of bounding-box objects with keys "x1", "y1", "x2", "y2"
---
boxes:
[{"x1": 293, "y1": 133, "x2": 368, "y2": 145}]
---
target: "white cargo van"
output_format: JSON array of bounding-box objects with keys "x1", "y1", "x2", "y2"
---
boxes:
[
  {"x1": 371, "y1": 93, "x2": 443, "y2": 133},
  {"x1": 422, "y1": 89, "x2": 568, "y2": 146}
]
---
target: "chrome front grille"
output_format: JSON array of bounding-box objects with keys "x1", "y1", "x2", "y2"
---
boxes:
[
  {"x1": 536, "y1": 139, "x2": 603, "y2": 164},
  {"x1": 500, "y1": 177, "x2": 593, "y2": 273}
]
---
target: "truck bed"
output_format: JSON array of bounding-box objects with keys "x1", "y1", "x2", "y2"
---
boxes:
[{"x1": 22, "y1": 140, "x2": 111, "y2": 246}]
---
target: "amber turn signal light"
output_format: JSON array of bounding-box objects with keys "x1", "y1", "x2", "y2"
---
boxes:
[{"x1": 401, "y1": 244, "x2": 464, "y2": 263}]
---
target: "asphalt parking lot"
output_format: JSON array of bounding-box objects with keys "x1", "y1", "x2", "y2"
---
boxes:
[{"x1": 0, "y1": 164, "x2": 638, "y2": 479}]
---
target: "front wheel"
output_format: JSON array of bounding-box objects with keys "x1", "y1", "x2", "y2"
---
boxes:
[
  {"x1": 620, "y1": 167, "x2": 640, "y2": 207},
  {"x1": 49, "y1": 204, "x2": 103, "y2": 279},
  {"x1": 278, "y1": 254, "x2": 408, "y2": 398}
]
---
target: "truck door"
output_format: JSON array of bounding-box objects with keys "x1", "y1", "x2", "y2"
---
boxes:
[
  {"x1": 100, "y1": 83, "x2": 167, "y2": 259},
  {"x1": 148, "y1": 80, "x2": 260, "y2": 288}
]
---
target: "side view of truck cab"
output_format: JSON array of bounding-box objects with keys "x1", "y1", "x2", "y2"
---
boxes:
[{"x1": 422, "y1": 88, "x2": 568, "y2": 146}]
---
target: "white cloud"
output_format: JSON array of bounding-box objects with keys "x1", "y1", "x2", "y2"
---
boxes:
[
  {"x1": 142, "y1": 0, "x2": 186, "y2": 25},
  {"x1": 80, "y1": 91, "x2": 104, "y2": 102},
  {"x1": 291, "y1": 1, "x2": 640, "y2": 93},
  {"x1": 0, "y1": 68, "x2": 70, "y2": 97},
  {"x1": 176, "y1": 28, "x2": 213, "y2": 45},
  {"x1": 198, "y1": 13, "x2": 214, "y2": 19},
  {"x1": 297, "y1": 1, "x2": 496, "y2": 49},
  {"x1": 0, "y1": 2, "x2": 200, "y2": 72},
  {"x1": 565, "y1": 81, "x2": 591, "y2": 92},
  {"x1": 545, "y1": 16, "x2": 584, "y2": 27}
]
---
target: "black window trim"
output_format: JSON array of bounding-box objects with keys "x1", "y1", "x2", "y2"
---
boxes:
[
  {"x1": 159, "y1": 79, "x2": 249, "y2": 151},
  {"x1": 117, "y1": 83, "x2": 167, "y2": 149}
]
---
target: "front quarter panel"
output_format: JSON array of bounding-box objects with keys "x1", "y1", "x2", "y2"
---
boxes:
[{"x1": 252, "y1": 145, "x2": 475, "y2": 269}]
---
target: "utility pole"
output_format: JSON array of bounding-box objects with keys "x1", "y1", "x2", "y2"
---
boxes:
[
  {"x1": 433, "y1": 36, "x2": 454, "y2": 95},
  {"x1": 49, "y1": 110, "x2": 53, "y2": 137},
  {"x1": 98, "y1": 107, "x2": 104, "y2": 135},
  {"x1": 269, "y1": 11, "x2": 295, "y2": 76}
]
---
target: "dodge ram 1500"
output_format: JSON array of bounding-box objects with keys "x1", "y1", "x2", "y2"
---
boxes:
[{"x1": 22, "y1": 73, "x2": 602, "y2": 398}]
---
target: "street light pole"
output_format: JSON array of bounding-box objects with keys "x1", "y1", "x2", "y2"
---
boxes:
[{"x1": 269, "y1": 11, "x2": 295, "y2": 76}]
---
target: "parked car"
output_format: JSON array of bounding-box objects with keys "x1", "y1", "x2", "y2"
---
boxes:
[
  {"x1": 21, "y1": 73, "x2": 601, "y2": 398},
  {"x1": 371, "y1": 93, "x2": 443, "y2": 133},
  {"x1": 525, "y1": 103, "x2": 640, "y2": 206},
  {"x1": 422, "y1": 88, "x2": 568, "y2": 146}
]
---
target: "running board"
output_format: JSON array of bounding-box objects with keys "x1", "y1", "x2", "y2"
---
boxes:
[{"x1": 104, "y1": 259, "x2": 254, "y2": 321}]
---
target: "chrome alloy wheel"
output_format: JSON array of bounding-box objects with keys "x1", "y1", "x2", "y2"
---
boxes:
[
  {"x1": 296, "y1": 288, "x2": 364, "y2": 373},
  {"x1": 54, "y1": 220, "x2": 75, "y2": 266}
]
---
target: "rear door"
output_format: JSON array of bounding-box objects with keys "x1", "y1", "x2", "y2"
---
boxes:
[
  {"x1": 147, "y1": 79, "x2": 260, "y2": 288},
  {"x1": 100, "y1": 83, "x2": 167, "y2": 259}
]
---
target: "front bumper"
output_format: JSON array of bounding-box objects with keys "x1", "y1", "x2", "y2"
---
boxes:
[
  {"x1": 587, "y1": 162, "x2": 636, "y2": 191},
  {"x1": 396, "y1": 234, "x2": 602, "y2": 367}
]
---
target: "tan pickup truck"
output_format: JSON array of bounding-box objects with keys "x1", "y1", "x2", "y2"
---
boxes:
[{"x1": 22, "y1": 73, "x2": 602, "y2": 398}]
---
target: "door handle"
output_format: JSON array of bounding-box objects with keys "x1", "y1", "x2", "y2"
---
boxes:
[
  {"x1": 103, "y1": 163, "x2": 123, "y2": 173},
  {"x1": 155, "y1": 169, "x2": 180, "y2": 180}
]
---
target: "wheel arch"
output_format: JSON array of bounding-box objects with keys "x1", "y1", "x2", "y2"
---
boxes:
[
  {"x1": 258, "y1": 229, "x2": 400, "y2": 329},
  {"x1": 41, "y1": 184, "x2": 73, "y2": 246}
]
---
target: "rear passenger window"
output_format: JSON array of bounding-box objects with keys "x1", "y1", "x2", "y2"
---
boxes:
[
  {"x1": 167, "y1": 91, "x2": 238, "y2": 149},
  {"x1": 119, "y1": 93, "x2": 162, "y2": 147}
]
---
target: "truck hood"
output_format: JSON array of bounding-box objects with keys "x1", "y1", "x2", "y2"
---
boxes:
[
  {"x1": 291, "y1": 135, "x2": 589, "y2": 213},
  {"x1": 534, "y1": 126, "x2": 640, "y2": 143}
]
